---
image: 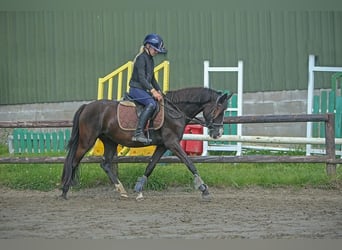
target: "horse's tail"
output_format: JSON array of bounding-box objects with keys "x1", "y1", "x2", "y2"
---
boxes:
[{"x1": 61, "y1": 104, "x2": 87, "y2": 186}]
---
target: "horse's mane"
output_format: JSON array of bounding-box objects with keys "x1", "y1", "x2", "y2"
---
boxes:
[{"x1": 165, "y1": 87, "x2": 219, "y2": 104}]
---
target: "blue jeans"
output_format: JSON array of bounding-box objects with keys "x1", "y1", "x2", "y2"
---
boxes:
[{"x1": 129, "y1": 87, "x2": 157, "y2": 109}]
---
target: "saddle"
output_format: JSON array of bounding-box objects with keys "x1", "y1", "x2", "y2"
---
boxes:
[{"x1": 117, "y1": 94, "x2": 164, "y2": 131}]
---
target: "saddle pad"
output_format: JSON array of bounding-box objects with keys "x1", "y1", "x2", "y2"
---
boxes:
[
  {"x1": 117, "y1": 101, "x2": 164, "y2": 131},
  {"x1": 120, "y1": 101, "x2": 136, "y2": 107}
]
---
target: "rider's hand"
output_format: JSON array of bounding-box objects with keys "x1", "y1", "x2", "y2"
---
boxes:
[{"x1": 151, "y1": 88, "x2": 163, "y2": 102}]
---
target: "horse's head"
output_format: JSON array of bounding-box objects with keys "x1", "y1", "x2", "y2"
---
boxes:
[{"x1": 202, "y1": 92, "x2": 232, "y2": 139}]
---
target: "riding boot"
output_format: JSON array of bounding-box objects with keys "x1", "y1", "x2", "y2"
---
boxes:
[{"x1": 132, "y1": 103, "x2": 155, "y2": 144}]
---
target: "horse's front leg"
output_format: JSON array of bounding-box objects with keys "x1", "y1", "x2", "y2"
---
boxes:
[
  {"x1": 168, "y1": 142, "x2": 211, "y2": 201},
  {"x1": 134, "y1": 145, "x2": 167, "y2": 201},
  {"x1": 101, "y1": 140, "x2": 128, "y2": 198}
]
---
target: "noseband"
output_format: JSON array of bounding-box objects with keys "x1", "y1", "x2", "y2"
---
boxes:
[{"x1": 202, "y1": 111, "x2": 223, "y2": 131}]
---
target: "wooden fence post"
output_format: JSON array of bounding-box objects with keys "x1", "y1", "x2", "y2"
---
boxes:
[{"x1": 325, "y1": 113, "x2": 336, "y2": 176}]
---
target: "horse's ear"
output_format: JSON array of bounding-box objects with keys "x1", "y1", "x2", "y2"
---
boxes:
[
  {"x1": 226, "y1": 92, "x2": 233, "y2": 101},
  {"x1": 217, "y1": 93, "x2": 231, "y2": 104}
]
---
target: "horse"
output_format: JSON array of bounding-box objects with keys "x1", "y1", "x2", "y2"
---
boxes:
[{"x1": 61, "y1": 87, "x2": 232, "y2": 201}]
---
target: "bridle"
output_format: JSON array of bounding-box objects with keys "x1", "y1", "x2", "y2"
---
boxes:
[
  {"x1": 200, "y1": 101, "x2": 224, "y2": 132},
  {"x1": 203, "y1": 93, "x2": 232, "y2": 131},
  {"x1": 163, "y1": 95, "x2": 225, "y2": 130}
]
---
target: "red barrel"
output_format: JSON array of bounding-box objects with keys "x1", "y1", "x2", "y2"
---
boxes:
[
  {"x1": 184, "y1": 124, "x2": 203, "y2": 155},
  {"x1": 180, "y1": 125, "x2": 191, "y2": 152}
]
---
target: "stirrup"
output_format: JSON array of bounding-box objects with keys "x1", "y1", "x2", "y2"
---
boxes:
[{"x1": 132, "y1": 134, "x2": 152, "y2": 144}]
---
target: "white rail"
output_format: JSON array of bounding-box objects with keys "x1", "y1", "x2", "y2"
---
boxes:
[{"x1": 183, "y1": 134, "x2": 342, "y2": 145}]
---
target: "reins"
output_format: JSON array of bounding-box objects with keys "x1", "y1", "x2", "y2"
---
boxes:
[
  {"x1": 121, "y1": 93, "x2": 224, "y2": 129},
  {"x1": 163, "y1": 96, "x2": 219, "y2": 129}
]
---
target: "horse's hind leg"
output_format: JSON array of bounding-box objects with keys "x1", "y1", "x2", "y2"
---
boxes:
[
  {"x1": 100, "y1": 139, "x2": 128, "y2": 198},
  {"x1": 134, "y1": 145, "x2": 167, "y2": 200},
  {"x1": 61, "y1": 130, "x2": 98, "y2": 199},
  {"x1": 61, "y1": 143, "x2": 91, "y2": 199}
]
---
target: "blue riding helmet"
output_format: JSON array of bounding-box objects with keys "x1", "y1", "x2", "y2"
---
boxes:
[{"x1": 143, "y1": 33, "x2": 167, "y2": 54}]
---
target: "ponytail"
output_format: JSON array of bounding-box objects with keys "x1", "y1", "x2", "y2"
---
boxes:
[{"x1": 133, "y1": 46, "x2": 145, "y2": 64}]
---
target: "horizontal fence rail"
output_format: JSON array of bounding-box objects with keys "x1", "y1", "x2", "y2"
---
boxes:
[
  {"x1": 0, "y1": 114, "x2": 332, "y2": 128},
  {"x1": 223, "y1": 114, "x2": 330, "y2": 123},
  {"x1": 182, "y1": 134, "x2": 342, "y2": 145},
  {"x1": 0, "y1": 120, "x2": 73, "y2": 128},
  {"x1": 0, "y1": 113, "x2": 339, "y2": 175}
]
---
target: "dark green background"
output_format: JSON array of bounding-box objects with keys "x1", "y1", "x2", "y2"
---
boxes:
[{"x1": 1, "y1": 0, "x2": 341, "y2": 104}]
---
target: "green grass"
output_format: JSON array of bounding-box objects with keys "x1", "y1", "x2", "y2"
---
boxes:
[
  {"x1": 0, "y1": 144, "x2": 340, "y2": 191},
  {"x1": 0, "y1": 162, "x2": 340, "y2": 191},
  {"x1": 0, "y1": 144, "x2": 9, "y2": 156}
]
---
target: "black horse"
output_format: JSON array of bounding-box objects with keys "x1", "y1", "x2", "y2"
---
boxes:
[{"x1": 61, "y1": 87, "x2": 231, "y2": 200}]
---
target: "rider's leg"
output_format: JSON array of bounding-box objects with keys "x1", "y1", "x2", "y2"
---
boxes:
[
  {"x1": 128, "y1": 88, "x2": 157, "y2": 144},
  {"x1": 132, "y1": 102, "x2": 155, "y2": 144}
]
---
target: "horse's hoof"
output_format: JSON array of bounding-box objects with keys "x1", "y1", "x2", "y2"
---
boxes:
[
  {"x1": 136, "y1": 192, "x2": 144, "y2": 201},
  {"x1": 201, "y1": 192, "x2": 212, "y2": 202},
  {"x1": 120, "y1": 193, "x2": 129, "y2": 199},
  {"x1": 58, "y1": 194, "x2": 68, "y2": 200}
]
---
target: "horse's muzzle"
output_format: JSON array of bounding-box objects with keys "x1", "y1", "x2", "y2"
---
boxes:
[{"x1": 209, "y1": 127, "x2": 223, "y2": 139}]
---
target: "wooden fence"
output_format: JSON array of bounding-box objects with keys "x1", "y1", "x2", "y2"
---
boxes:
[{"x1": 0, "y1": 113, "x2": 340, "y2": 176}]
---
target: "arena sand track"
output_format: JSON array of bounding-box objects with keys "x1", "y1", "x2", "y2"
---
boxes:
[{"x1": 1, "y1": 186, "x2": 341, "y2": 239}]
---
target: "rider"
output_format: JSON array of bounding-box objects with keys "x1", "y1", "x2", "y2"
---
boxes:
[{"x1": 129, "y1": 33, "x2": 167, "y2": 144}]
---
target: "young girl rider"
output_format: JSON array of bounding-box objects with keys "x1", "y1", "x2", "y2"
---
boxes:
[{"x1": 128, "y1": 33, "x2": 167, "y2": 144}]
